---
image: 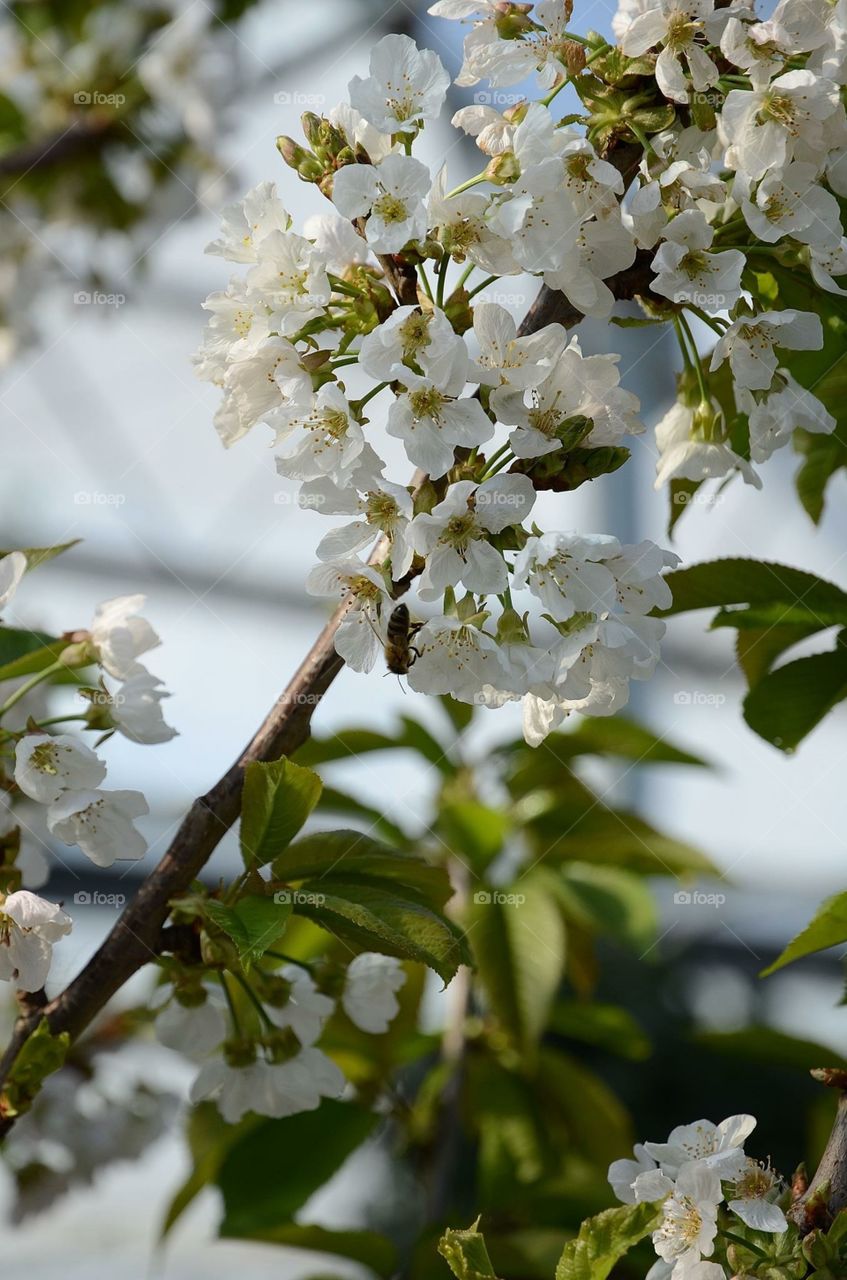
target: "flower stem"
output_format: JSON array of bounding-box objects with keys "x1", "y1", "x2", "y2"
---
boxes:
[
  {"x1": 436, "y1": 253, "x2": 450, "y2": 310},
  {"x1": 229, "y1": 970, "x2": 275, "y2": 1031},
  {"x1": 467, "y1": 274, "x2": 500, "y2": 300},
  {"x1": 354, "y1": 381, "x2": 389, "y2": 415},
  {"x1": 263, "y1": 949, "x2": 315, "y2": 972},
  {"x1": 445, "y1": 173, "x2": 488, "y2": 200},
  {"x1": 220, "y1": 974, "x2": 243, "y2": 1037},
  {"x1": 0, "y1": 660, "x2": 66, "y2": 720},
  {"x1": 457, "y1": 263, "x2": 476, "y2": 290},
  {"x1": 677, "y1": 311, "x2": 711, "y2": 405},
  {"x1": 418, "y1": 262, "x2": 434, "y2": 303},
  {"x1": 719, "y1": 1230, "x2": 769, "y2": 1260}
]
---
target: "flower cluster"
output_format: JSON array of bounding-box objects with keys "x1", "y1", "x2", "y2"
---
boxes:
[
  {"x1": 195, "y1": 26, "x2": 693, "y2": 744},
  {"x1": 156, "y1": 952, "x2": 405, "y2": 1123},
  {"x1": 610, "y1": 1114, "x2": 789, "y2": 1278},
  {"x1": 0, "y1": 555, "x2": 176, "y2": 991}
]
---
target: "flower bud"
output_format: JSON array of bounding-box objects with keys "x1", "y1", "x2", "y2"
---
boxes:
[{"x1": 484, "y1": 152, "x2": 521, "y2": 185}]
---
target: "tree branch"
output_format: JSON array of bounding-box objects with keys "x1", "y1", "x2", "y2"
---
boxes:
[
  {"x1": 788, "y1": 1074, "x2": 847, "y2": 1233},
  {"x1": 0, "y1": 200, "x2": 659, "y2": 1135}
]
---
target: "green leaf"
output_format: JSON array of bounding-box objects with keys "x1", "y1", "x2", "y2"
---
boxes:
[
  {"x1": 668, "y1": 478, "x2": 702, "y2": 536},
  {"x1": 538, "y1": 1047, "x2": 634, "y2": 1167},
  {"x1": 439, "y1": 1221, "x2": 501, "y2": 1280},
  {"x1": 743, "y1": 642, "x2": 847, "y2": 751},
  {"x1": 438, "y1": 695, "x2": 475, "y2": 735},
  {"x1": 315, "y1": 785, "x2": 407, "y2": 846},
  {"x1": 202, "y1": 895, "x2": 290, "y2": 964},
  {"x1": 658, "y1": 558, "x2": 847, "y2": 620},
  {"x1": 273, "y1": 830, "x2": 453, "y2": 908},
  {"x1": 398, "y1": 714, "x2": 454, "y2": 773},
  {"x1": 761, "y1": 890, "x2": 847, "y2": 976},
  {"x1": 556, "y1": 864, "x2": 657, "y2": 953},
  {"x1": 694, "y1": 1025, "x2": 846, "y2": 1071},
  {"x1": 218, "y1": 1100, "x2": 377, "y2": 1237},
  {"x1": 530, "y1": 807, "x2": 716, "y2": 878},
  {"x1": 240, "y1": 757, "x2": 322, "y2": 869},
  {"x1": 537, "y1": 718, "x2": 708, "y2": 768},
  {"x1": 228, "y1": 1224, "x2": 396, "y2": 1276},
  {"x1": 296, "y1": 879, "x2": 468, "y2": 984},
  {"x1": 160, "y1": 1102, "x2": 248, "y2": 1239},
  {"x1": 734, "y1": 622, "x2": 823, "y2": 687},
  {"x1": 468, "y1": 868, "x2": 566, "y2": 1056},
  {"x1": 548, "y1": 1002, "x2": 651, "y2": 1061},
  {"x1": 555, "y1": 1202, "x2": 663, "y2": 1280},
  {"x1": 0, "y1": 1020, "x2": 70, "y2": 1118},
  {"x1": 438, "y1": 799, "x2": 510, "y2": 872},
  {"x1": 294, "y1": 729, "x2": 405, "y2": 766},
  {"x1": 0, "y1": 628, "x2": 65, "y2": 682},
  {"x1": 0, "y1": 541, "x2": 81, "y2": 572}
]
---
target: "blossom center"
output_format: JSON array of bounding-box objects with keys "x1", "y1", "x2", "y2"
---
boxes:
[
  {"x1": 374, "y1": 192, "x2": 410, "y2": 224},
  {"x1": 408, "y1": 387, "x2": 446, "y2": 421}
]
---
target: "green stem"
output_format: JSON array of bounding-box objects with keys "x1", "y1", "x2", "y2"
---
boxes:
[
  {"x1": 220, "y1": 974, "x2": 243, "y2": 1037},
  {"x1": 628, "y1": 119, "x2": 654, "y2": 158},
  {"x1": 436, "y1": 253, "x2": 450, "y2": 310},
  {"x1": 230, "y1": 971, "x2": 275, "y2": 1031},
  {"x1": 482, "y1": 452, "x2": 516, "y2": 480},
  {"x1": 31, "y1": 713, "x2": 88, "y2": 729},
  {"x1": 719, "y1": 1230, "x2": 768, "y2": 1260},
  {"x1": 445, "y1": 173, "x2": 488, "y2": 200},
  {"x1": 330, "y1": 355, "x2": 360, "y2": 369},
  {"x1": 677, "y1": 311, "x2": 710, "y2": 405},
  {"x1": 263, "y1": 949, "x2": 315, "y2": 972},
  {"x1": 687, "y1": 306, "x2": 727, "y2": 336},
  {"x1": 418, "y1": 262, "x2": 434, "y2": 303},
  {"x1": 328, "y1": 275, "x2": 362, "y2": 299},
  {"x1": 457, "y1": 262, "x2": 476, "y2": 290},
  {"x1": 467, "y1": 274, "x2": 499, "y2": 300},
  {"x1": 0, "y1": 660, "x2": 66, "y2": 720},
  {"x1": 354, "y1": 381, "x2": 389, "y2": 414}
]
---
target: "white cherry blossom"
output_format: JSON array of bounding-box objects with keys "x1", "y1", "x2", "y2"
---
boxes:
[
  {"x1": 409, "y1": 475, "x2": 536, "y2": 601},
  {"x1": 359, "y1": 305, "x2": 467, "y2": 385},
  {"x1": 15, "y1": 734, "x2": 106, "y2": 805},
  {"x1": 111, "y1": 673, "x2": 178, "y2": 745},
  {"x1": 651, "y1": 210, "x2": 745, "y2": 311},
  {"x1": 0, "y1": 550, "x2": 26, "y2": 611},
  {"x1": 387, "y1": 356, "x2": 494, "y2": 480},
  {"x1": 265, "y1": 965, "x2": 335, "y2": 1046},
  {"x1": 314, "y1": 480, "x2": 415, "y2": 577},
  {"x1": 349, "y1": 34, "x2": 449, "y2": 135},
  {"x1": 469, "y1": 303, "x2": 567, "y2": 403},
  {"x1": 740, "y1": 370, "x2": 836, "y2": 461},
  {"x1": 332, "y1": 155, "x2": 431, "y2": 254},
  {"x1": 428, "y1": 167, "x2": 520, "y2": 275},
  {"x1": 342, "y1": 953, "x2": 406, "y2": 1032},
  {"x1": 90, "y1": 595, "x2": 161, "y2": 680},
  {"x1": 709, "y1": 309, "x2": 823, "y2": 390},
  {"x1": 305, "y1": 559, "x2": 391, "y2": 673},
  {"x1": 0, "y1": 891, "x2": 72, "y2": 992},
  {"x1": 740, "y1": 161, "x2": 841, "y2": 246},
  {"x1": 407, "y1": 617, "x2": 508, "y2": 701},
  {"x1": 645, "y1": 1114, "x2": 756, "y2": 1179},
  {"x1": 621, "y1": 0, "x2": 720, "y2": 104},
  {"x1": 652, "y1": 1162, "x2": 722, "y2": 1271},
  {"x1": 512, "y1": 533, "x2": 621, "y2": 621},
  {"x1": 273, "y1": 383, "x2": 365, "y2": 483},
  {"x1": 206, "y1": 181, "x2": 292, "y2": 263},
  {"x1": 245, "y1": 230, "x2": 330, "y2": 336},
  {"x1": 654, "y1": 400, "x2": 762, "y2": 489},
  {"x1": 46, "y1": 789, "x2": 149, "y2": 867},
  {"x1": 216, "y1": 337, "x2": 313, "y2": 447},
  {"x1": 155, "y1": 988, "x2": 227, "y2": 1058},
  {"x1": 720, "y1": 70, "x2": 840, "y2": 180},
  {"x1": 487, "y1": 158, "x2": 581, "y2": 273},
  {"x1": 727, "y1": 1159, "x2": 788, "y2": 1233},
  {"x1": 190, "y1": 1045, "x2": 345, "y2": 1124}
]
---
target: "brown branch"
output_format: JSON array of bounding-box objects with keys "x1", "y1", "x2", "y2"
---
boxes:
[
  {"x1": 0, "y1": 170, "x2": 660, "y2": 1135},
  {"x1": 788, "y1": 1075, "x2": 847, "y2": 1233}
]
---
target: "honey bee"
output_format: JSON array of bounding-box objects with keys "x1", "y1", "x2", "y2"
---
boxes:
[{"x1": 384, "y1": 603, "x2": 423, "y2": 676}]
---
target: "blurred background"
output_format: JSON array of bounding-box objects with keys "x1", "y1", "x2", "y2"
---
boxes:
[{"x1": 2, "y1": 0, "x2": 847, "y2": 1275}]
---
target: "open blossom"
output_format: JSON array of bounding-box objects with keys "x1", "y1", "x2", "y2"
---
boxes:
[
  {"x1": 46, "y1": 789, "x2": 149, "y2": 867},
  {"x1": 409, "y1": 475, "x2": 536, "y2": 601},
  {"x1": 15, "y1": 734, "x2": 106, "y2": 805},
  {"x1": 311, "y1": 479, "x2": 415, "y2": 577},
  {"x1": 0, "y1": 890, "x2": 72, "y2": 992},
  {"x1": 306, "y1": 559, "x2": 391, "y2": 673},
  {"x1": 215, "y1": 337, "x2": 313, "y2": 448},
  {"x1": 332, "y1": 154, "x2": 430, "y2": 254},
  {"x1": 651, "y1": 210, "x2": 745, "y2": 311},
  {"x1": 265, "y1": 966, "x2": 335, "y2": 1046},
  {"x1": 111, "y1": 674, "x2": 178, "y2": 745},
  {"x1": 359, "y1": 305, "x2": 466, "y2": 385},
  {"x1": 739, "y1": 161, "x2": 842, "y2": 246},
  {"x1": 190, "y1": 1045, "x2": 345, "y2": 1124},
  {"x1": 469, "y1": 303, "x2": 567, "y2": 405},
  {"x1": 738, "y1": 370, "x2": 836, "y2": 462},
  {"x1": 0, "y1": 550, "x2": 26, "y2": 611},
  {"x1": 349, "y1": 34, "x2": 449, "y2": 135},
  {"x1": 487, "y1": 159, "x2": 582, "y2": 273},
  {"x1": 244, "y1": 230, "x2": 330, "y2": 336},
  {"x1": 408, "y1": 617, "x2": 508, "y2": 702},
  {"x1": 720, "y1": 70, "x2": 840, "y2": 180},
  {"x1": 654, "y1": 400, "x2": 762, "y2": 489},
  {"x1": 342, "y1": 953, "x2": 406, "y2": 1033},
  {"x1": 513, "y1": 533, "x2": 622, "y2": 622},
  {"x1": 273, "y1": 384, "x2": 365, "y2": 483},
  {"x1": 646, "y1": 1115, "x2": 756, "y2": 1179},
  {"x1": 428, "y1": 167, "x2": 519, "y2": 276},
  {"x1": 206, "y1": 181, "x2": 292, "y2": 263},
  {"x1": 387, "y1": 355, "x2": 494, "y2": 480},
  {"x1": 155, "y1": 987, "x2": 227, "y2": 1058},
  {"x1": 622, "y1": 0, "x2": 719, "y2": 104},
  {"x1": 90, "y1": 595, "x2": 161, "y2": 680},
  {"x1": 709, "y1": 309, "x2": 823, "y2": 391},
  {"x1": 727, "y1": 1158, "x2": 788, "y2": 1233},
  {"x1": 653, "y1": 1162, "x2": 722, "y2": 1270}
]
